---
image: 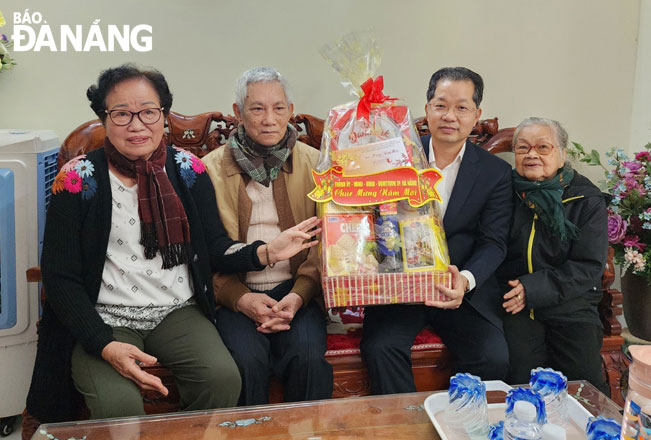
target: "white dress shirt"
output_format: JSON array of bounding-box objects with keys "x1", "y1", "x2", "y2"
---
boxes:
[{"x1": 428, "y1": 138, "x2": 476, "y2": 292}]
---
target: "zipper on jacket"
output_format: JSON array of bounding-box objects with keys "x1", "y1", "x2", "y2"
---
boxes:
[
  {"x1": 527, "y1": 214, "x2": 537, "y2": 274},
  {"x1": 527, "y1": 214, "x2": 537, "y2": 320},
  {"x1": 524, "y1": 196, "x2": 585, "y2": 320},
  {"x1": 562, "y1": 195, "x2": 584, "y2": 204}
]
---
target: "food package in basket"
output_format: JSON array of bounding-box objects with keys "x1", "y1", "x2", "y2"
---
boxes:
[{"x1": 308, "y1": 31, "x2": 451, "y2": 308}]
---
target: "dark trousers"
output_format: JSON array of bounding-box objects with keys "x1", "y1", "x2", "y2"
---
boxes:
[
  {"x1": 215, "y1": 280, "x2": 333, "y2": 405},
  {"x1": 361, "y1": 303, "x2": 509, "y2": 395},
  {"x1": 504, "y1": 311, "x2": 608, "y2": 394}
]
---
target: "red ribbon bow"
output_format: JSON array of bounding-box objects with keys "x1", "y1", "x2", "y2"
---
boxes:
[{"x1": 356, "y1": 76, "x2": 396, "y2": 121}]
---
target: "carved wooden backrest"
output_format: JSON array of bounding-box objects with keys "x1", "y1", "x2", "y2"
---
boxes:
[
  {"x1": 413, "y1": 116, "x2": 514, "y2": 154},
  {"x1": 59, "y1": 112, "x2": 513, "y2": 171},
  {"x1": 59, "y1": 111, "x2": 237, "y2": 169},
  {"x1": 59, "y1": 112, "x2": 326, "y2": 170}
]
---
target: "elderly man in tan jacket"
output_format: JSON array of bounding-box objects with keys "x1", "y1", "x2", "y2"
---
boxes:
[{"x1": 202, "y1": 67, "x2": 332, "y2": 405}]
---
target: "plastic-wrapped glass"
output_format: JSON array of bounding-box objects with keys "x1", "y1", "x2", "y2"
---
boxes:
[
  {"x1": 489, "y1": 421, "x2": 505, "y2": 440},
  {"x1": 504, "y1": 400, "x2": 542, "y2": 440},
  {"x1": 529, "y1": 368, "x2": 569, "y2": 427},
  {"x1": 505, "y1": 387, "x2": 547, "y2": 425},
  {"x1": 313, "y1": 31, "x2": 450, "y2": 308},
  {"x1": 444, "y1": 373, "x2": 490, "y2": 439},
  {"x1": 586, "y1": 416, "x2": 621, "y2": 440}
]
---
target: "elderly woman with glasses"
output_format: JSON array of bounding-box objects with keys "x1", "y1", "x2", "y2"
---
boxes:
[
  {"x1": 25, "y1": 64, "x2": 320, "y2": 425},
  {"x1": 499, "y1": 117, "x2": 609, "y2": 392}
]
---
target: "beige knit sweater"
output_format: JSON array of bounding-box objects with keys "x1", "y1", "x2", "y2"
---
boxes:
[
  {"x1": 244, "y1": 180, "x2": 292, "y2": 291},
  {"x1": 202, "y1": 141, "x2": 322, "y2": 311}
]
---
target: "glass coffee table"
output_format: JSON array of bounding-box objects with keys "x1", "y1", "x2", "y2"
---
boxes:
[{"x1": 32, "y1": 381, "x2": 622, "y2": 440}]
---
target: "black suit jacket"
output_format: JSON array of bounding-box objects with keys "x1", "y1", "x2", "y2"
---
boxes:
[{"x1": 422, "y1": 135, "x2": 513, "y2": 329}]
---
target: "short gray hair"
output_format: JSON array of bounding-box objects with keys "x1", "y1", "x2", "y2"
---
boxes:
[
  {"x1": 513, "y1": 117, "x2": 568, "y2": 151},
  {"x1": 234, "y1": 67, "x2": 293, "y2": 111}
]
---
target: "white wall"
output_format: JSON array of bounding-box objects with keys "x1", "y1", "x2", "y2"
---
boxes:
[
  {"x1": 630, "y1": 0, "x2": 651, "y2": 151},
  {"x1": 0, "y1": 0, "x2": 641, "y2": 185}
]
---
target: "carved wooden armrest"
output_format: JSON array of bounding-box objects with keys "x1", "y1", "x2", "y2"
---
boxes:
[
  {"x1": 26, "y1": 266, "x2": 42, "y2": 283},
  {"x1": 599, "y1": 247, "x2": 623, "y2": 337},
  {"x1": 26, "y1": 266, "x2": 46, "y2": 308},
  {"x1": 58, "y1": 120, "x2": 106, "y2": 169},
  {"x1": 292, "y1": 113, "x2": 325, "y2": 149},
  {"x1": 167, "y1": 111, "x2": 229, "y2": 157}
]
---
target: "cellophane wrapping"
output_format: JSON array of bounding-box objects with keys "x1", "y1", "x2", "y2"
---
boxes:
[{"x1": 315, "y1": 32, "x2": 451, "y2": 308}]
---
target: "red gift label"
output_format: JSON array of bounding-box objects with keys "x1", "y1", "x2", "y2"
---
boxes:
[{"x1": 309, "y1": 166, "x2": 442, "y2": 208}]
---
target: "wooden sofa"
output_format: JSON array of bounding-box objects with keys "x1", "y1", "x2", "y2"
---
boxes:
[{"x1": 26, "y1": 111, "x2": 628, "y2": 423}]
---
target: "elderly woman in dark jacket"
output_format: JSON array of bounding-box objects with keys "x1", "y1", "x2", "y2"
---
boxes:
[
  {"x1": 24, "y1": 64, "x2": 320, "y2": 425},
  {"x1": 500, "y1": 117, "x2": 608, "y2": 393}
]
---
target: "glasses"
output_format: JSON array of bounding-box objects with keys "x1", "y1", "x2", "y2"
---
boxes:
[
  {"x1": 513, "y1": 144, "x2": 555, "y2": 155},
  {"x1": 427, "y1": 102, "x2": 477, "y2": 118},
  {"x1": 105, "y1": 107, "x2": 164, "y2": 126}
]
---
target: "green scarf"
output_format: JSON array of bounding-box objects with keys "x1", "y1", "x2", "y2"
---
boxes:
[
  {"x1": 229, "y1": 124, "x2": 297, "y2": 187},
  {"x1": 512, "y1": 165, "x2": 579, "y2": 241}
]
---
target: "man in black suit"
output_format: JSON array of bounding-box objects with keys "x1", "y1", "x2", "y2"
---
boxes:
[{"x1": 361, "y1": 67, "x2": 513, "y2": 394}]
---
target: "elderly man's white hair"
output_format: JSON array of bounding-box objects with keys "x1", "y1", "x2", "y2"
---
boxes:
[{"x1": 234, "y1": 67, "x2": 293, "y2": 111}]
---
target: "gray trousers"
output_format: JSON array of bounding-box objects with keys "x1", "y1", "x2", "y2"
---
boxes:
[{"x1": 71, "y1": 304, "x2": 241, "y2": 419}]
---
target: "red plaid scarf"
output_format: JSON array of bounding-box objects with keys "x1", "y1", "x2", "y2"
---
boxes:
[{"x1": 104, "y1": 138, "x2": 191, "y2": 269}]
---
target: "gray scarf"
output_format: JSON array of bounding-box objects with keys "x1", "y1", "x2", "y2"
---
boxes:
[{"x1": 229, "y1": 124, "x2": 297, "y2": 187}]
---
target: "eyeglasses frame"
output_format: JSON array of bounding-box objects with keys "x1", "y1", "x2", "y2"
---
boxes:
[
  {"x1": 104, "y1": 107, "x2": 165, "y2": 126},
  {"x1": 513, "y1": 143, "x2": 556, "y2": 156}
]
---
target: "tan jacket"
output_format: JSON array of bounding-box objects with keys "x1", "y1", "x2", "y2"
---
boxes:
[{"x1": 202, "y1": 141, "x2": 322, "y2": 311}]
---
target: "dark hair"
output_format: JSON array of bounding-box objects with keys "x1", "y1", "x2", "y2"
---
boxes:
[
  {"x1": 426, "y1": 67, "x2": 484, "y2": 107},
  {"x1": 87, "y1": 64, "x2": 173, "y2": 122}
]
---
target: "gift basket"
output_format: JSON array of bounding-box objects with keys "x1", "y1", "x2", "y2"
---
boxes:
[{"x1": 308, "y1": 32, "x2": 451, "y2": 308}]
